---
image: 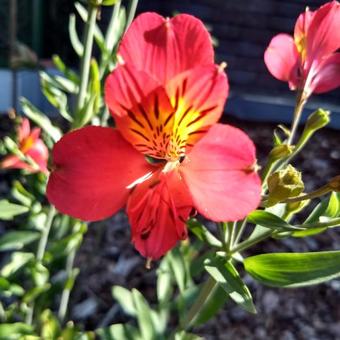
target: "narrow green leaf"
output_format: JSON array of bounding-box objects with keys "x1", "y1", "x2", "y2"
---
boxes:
[
  {"x1": 193, "y1": 284, "x2": 229, "y2": 326},
  {"x1": 40, "y1": 309, "x2": 61, "y2": 340},
  {"x1": 0, "y1": 323, "x2": 34, "y2": 338},
  {"x1": 157, "y1": 257, "x2": 173, "y2": 305},
  {"x1": 204, "y1": 258, "x2": 256, "y2": 313},
  {"x1": 96, "y1": 323, "x2": 140, "y2": 340},
  {"x1": 20, "y1": 97, "x2": 62, "y2": 142},
  {"x1": 1, "y1": 252, "x2": 34, "y2": 277},
  {"x1": 248, "y1": 210, "x2": 302, "y2": 231},
  {"x1": 187, "y1": 219, "x2": 222, "y2": 247},
  {"x1": 0, "y1": 231, "x2": 40, "y2": 251},
  {"x1": 52, "y1": 54, "x2": 80, "y2": 84},
  {"x1": 0, "y1": 200, "x2": 29, "y2": 220},
  {"x1": 132, "y1": 289, "x2": 156, "y2": 340},
  {"x1": 168, "y1": 247, "x2": 189, "y2": 293},
  {"x1": 244, "y1": 251, "x2": 340, "y2": 288},
  {"x1": 324, "y1": 192, "x2": 340, "y2": 218},
  {"x1": 69, "y1": 14, "x2": 84, "y2": 56},
  {"x1": 112, "y1": 286, "x2": 136, "y2": 316},
  {"x1": 75, "y1": 2, "x2": 107, "y2": 52},
  {"x1": 11, "y1": 181, "x2": 34, "y2": 207}
]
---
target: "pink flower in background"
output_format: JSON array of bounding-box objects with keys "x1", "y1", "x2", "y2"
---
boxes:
[
  {"x1": 1, "y1": 118, "x2": 48, "y2": 174},
  {"x1": 264, "y1": 1, "x2": 340, "y2": 97}
]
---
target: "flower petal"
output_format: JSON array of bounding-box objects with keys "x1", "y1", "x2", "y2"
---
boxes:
[
  {"x1": 312, "y1": 53, "x2": 340, "y2": 93},
  {"x1": 47, "y1": 126, "x2": 152, "y2": 221},
  {"x1": 180, "y1": 124, "x2": 261, "y2": 222},
  {"x1": 17, "y1": 118, "x2": 30, "y2": 142},
  {"x1": 264, "y1": 34, "x2": 299, "y2": 86},
  {"x1": 119, "y1": 12, "x2": 214, "y2": 83},
  {"x1": 26, "y1": 139, "x2": 49, "y2": 174},
  {"x1": 127, "y1": 171, "x2": 192, "y2": 259},
  {"x1": 166, "y1": 64, "x2": 229, "y2": 149},
  {"x1": 307, "y1": 1, "x2": 340, "y2": 62}
]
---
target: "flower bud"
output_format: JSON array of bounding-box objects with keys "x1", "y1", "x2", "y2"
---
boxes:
[
  {"x1": 267, "y1": 165, "x2": 304, "y2": 206},
  {"x1": 269, "y1": 144, "x2": 294, "y2": 161},
  {"x1": 304, "y1": 109, "x2": 330, "y2": 132}
]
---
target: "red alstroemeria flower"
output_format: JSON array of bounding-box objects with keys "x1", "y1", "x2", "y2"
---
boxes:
[
  {"x1": 47, "y1": 13, "x2": 261, "y2": 259},
  {"x1": 264, "y1": 1, "x2": 340, "y2": 97},
  {"x1": 1, "y1": 118, "x2": 48, "y2": 174}
]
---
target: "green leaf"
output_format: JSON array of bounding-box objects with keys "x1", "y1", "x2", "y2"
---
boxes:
[
  {"x1": 168, "y1": 247, "x2": 189, "y2": 293},
  {"x1": 40, "y1": 309, "x2": 61, "y2": 339},
  {"x1": 112, "y1": 286, "x2": 136, "y2": 316},
  {"x1": 1, "y1": 252, "x2": 34, "y2": 277},
  {"x1": 20, "y1": 97, "x2": 62, "y2": 142},
  {"x1": 204, "y1": 257, "x2": 256, "y2": 314},
  {"x1": 23, "y1": 283, "x2": 51, "y2": 303},
  {"x1": 102, "y1": 0, "x2": 118, "y2": 5},
  {"x1": 248, "y1": 210, "x2": 302, "y2": 231},
  {"x1": 69, "y1": 14, "x2": 84, "y2": 56},
  {"x1": 157, "y1": 257, "x2": 173, "y2": 305},
  {"x1": 0, "y1": 200, "x2": 29, "y2": 220},
  {"x1": 0, "y1": 323, "x2": 34, "y2": 338},
  {"x1": 324, "y1": 192, "x2": 340, "y2": 218},
  {"x1": 11, "y1": 180, "x2": 34, "y2": 207},
  {"x1": 244, "y1": 251, "x2": 340, "y2": 288},
  {"x1": 193, "y1": 284, "x2": 229, "y2": 326},
  {"x1": 97, "y1": 324, "x2": 140, "y2": 340},
  {"x1": 52, "y1": 54, "x2": 79, "y2": 84},
  {"x1": 175, "y1": 331, "x2": 203, "y2": 340},
  {"x1": 132, "y1": 289, "x2": 156, "y2": 340},
  {"x1": 75, "y1": 2, "x2": 106, "y2": 52},
  {"x1": 0, "y1": 277, "x2": 24, "y2": 296},
  {"x1": 0, "y1": 230, "x2": 40, "y2": 251},
  {"x1": 31, "y1": 262, "x2": 49, "y2": 286},
  {"x1": 187, "y1": 219, "x2": 222, "y2": 247}
]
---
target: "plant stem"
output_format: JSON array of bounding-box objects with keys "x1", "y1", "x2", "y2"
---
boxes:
[
  {"x1": 182, "y1": 276, "x2": 216, "y2": 330},
  {"x1": 58, "y1": 248, "x2": 76, "y2": 323},
  {"x1": 26, "y1": 205, "x2": 56, "y2": 325},
  {"x1": 37, "y1": 206, "x2": 56, "y2": 261},
  {"x1": 233, "y1": 219, "x2": 248, "y2": 246},
  {"x1": 297, "y1": 217, "x2": 340, "y2": 230},
  {"x1": 231, "y1": 229, "x2": 273, "y2": 254},
  {"x1": 287, "y1": 91, "x2": 306, "y2": 145},
  {"x1": 75, "y1": 3, "x2": 98, "y2": 115}
]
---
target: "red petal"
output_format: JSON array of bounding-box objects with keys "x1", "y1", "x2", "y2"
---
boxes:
[
  {"x1": 105, "y1": 63, "x2": 161, "y2": 118},
  {"x1": 307, "y1": 1, "x2": 340, "y2": 63},
  {"x1": 0, "y1": 155, "x2": 31, "y2": 171},
  {"x1": 264, "y1": 34, "x2": 299, "y2": 86},
  {"x1": 294, "y1": 9, "x2": 314, "y2": 44},
  {"x1": 17, "y1": 118, "x2": 30, "y2": 142},
  {"x1": 47, "y1": 127, "x2": 152, "y2": 221},
  {"x1": 312, "y1": 53, "x2": 340, "y2": 93},
  {"x1": 127, "y1": 171, "x2": 192, "y2": 259},
  {"x1": 180, "y1": 124, "x2": 261, "y2": 222},
  {"x1": 166, "y1": 64, "x2": 229, "y2": 148},
  {"x1": 119, "y1": 12, "x2": 214, "y2": 83}
]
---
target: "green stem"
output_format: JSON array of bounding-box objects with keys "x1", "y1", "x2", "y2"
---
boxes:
[
  {"x1": 297, "y1": 217, "x2": 340, "y2": 230},
  {"x1": 231, "y1": 229, "x2": 273, "y2": 254},
  {"x1": 226, "y1": 222, "x2": 235, "y2": 251},
  {"x1": 233, "y1": 219, "x2": 248, "y2": 246},
  {"x1": 37, "y1": 206, "x2": 56, "y2": 261},
  {"x1": 75, "y1": 4, "x2": 98, "y2": 116},
  {"x1": 287, "y1": 91, "x2": 306, "y2": 145},
  {"x1": 182, "y1": 276, "x2": 216, "y2": 330},
  {"x1": 58, "y1": 248, "x2": 76, "y2": 323},
  {"x1": 282, "y1": 184, "x2": 331, "y2": 204},
  {"x1": 26, "y1": 205, "x2": 56, "y2": 325}
]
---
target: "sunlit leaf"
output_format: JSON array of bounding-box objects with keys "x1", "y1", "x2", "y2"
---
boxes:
[
  {"x1": 205, "y1": 257, "x2": 256, "y2": 313},
  {"x1": 0, "y1": 231, "x2": 40, "y2": 251},
  {"x1": 1, "y1": 252, "x2": 34, "y2": 277},
  {"x1": 0, "y1": 200, "x2": 29, "y2": 221},
  {"x1": 244, "y1": 251, "x2": 340, "y2": 288}
]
